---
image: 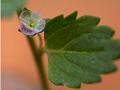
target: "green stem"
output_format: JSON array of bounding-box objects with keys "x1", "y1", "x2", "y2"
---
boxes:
[
  {"x1": 38, "y1": 33, "x2": 43, "y2": 48},
  {"x1": 26, "y1": 36, "x2": 49, "y2": 90}
]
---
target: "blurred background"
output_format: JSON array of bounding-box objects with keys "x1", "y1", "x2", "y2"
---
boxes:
[{"x1": 1, "y1": 0, "x2": 120, "y2": 90}]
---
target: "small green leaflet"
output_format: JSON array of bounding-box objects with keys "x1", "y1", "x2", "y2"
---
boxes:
[
  {"x1": 44, "y1": 12, "x2": 120, "y2": 88},
  {"x1": 1, "y1": 0, "x2": 26, "y2": 17}
]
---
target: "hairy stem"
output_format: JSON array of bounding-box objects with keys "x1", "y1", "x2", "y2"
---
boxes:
[{"x1": 26, "y1": 36, "x2": 49, "y2": 90}]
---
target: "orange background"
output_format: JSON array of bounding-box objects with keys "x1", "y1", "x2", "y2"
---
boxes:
[{"x1": 1, "y1": 0, "x2": 120, "y2": 90}]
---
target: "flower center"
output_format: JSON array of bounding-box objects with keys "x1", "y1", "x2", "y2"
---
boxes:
[{"x1": 28, "y1": 19, "x2": 36, "y2": 28}]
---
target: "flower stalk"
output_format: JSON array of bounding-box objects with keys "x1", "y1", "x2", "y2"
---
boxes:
[
  {"x1": 26, "y1": 36, "x2": 49, "y2": 90},
  {"x1": 17, "y1": 8, "x2": 49, "y2": 90}
]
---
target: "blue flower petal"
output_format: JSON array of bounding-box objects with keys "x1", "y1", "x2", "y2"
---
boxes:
[
  {"x1": 19, "y1": 11, "x2": 31, "y2": 24},
  {"x1": 19, "y1": 23, "x2": 36, "y2": 36},
  {"x1": 34, "y1": 19, "x2": 46, "y2": 33}
]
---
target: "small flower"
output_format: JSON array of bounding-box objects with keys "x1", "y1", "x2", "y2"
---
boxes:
[{"x1": 19, "y1": 10, "x2": 45, "y2": 36}]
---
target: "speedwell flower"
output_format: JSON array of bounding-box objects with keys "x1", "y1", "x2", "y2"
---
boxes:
[{"x1": 19, "y1": 10, "x2": 45, "y2": 36}]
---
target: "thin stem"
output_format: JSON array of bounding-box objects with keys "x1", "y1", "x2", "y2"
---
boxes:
[
  {"x1": 38, "y1": 33, "x2": 43, "y2": 48},
  {"x1": 26, "y1": 36, "x2": 49, "y2": 90}
]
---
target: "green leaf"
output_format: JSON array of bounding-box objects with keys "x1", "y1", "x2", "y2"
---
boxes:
[
  {"x1": 1, "y1": 0, "x2": 26, "y2": 17},
  {"x1": 44, "y1": 12, "x2": 120, "y2": 88},
  {"x1": 77, "y1": 15, "x2": 100, "y2": 27}
]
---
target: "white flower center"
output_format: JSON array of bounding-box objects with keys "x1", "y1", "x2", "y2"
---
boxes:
[{"x1": 27, "y1": 19, "x2": 37, "y2": 28}]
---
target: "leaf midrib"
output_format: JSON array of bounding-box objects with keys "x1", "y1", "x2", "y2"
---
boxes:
[{"x1": 47, "y1": 49, "x2": 97, "y2": 54}]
